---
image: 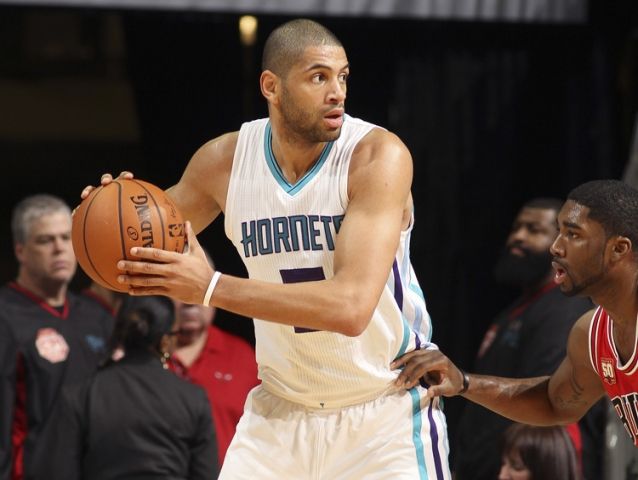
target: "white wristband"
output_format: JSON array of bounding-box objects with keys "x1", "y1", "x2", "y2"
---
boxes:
[{"x1": 202, "y1": 271, "x2": 222, "y2": 306}]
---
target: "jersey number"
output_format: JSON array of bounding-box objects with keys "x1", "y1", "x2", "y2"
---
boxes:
[{"x1": 279, "y1": 267, "x2": 325, "y2": 333}]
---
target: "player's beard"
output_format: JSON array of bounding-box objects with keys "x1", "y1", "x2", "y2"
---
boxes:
[
  {"x1": 493, "y1": 246, "x2": 552, "y2": 289},
  {"x1": 279, "y1": 85, "x2": 342, "y2": 144}
]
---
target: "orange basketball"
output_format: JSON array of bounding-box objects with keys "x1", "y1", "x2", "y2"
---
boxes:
[{"x1": 72, "y1": 178, "x2": 185, "y2": 292}]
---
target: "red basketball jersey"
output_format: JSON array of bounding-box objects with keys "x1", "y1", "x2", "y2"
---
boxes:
[{"x1": 589, "y1": 306, "x2": 638, "y2": 445}]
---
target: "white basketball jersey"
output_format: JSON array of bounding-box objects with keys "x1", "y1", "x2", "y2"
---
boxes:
[{"x1": 225, "y1": 115, "x2": 433, "y2": 409}]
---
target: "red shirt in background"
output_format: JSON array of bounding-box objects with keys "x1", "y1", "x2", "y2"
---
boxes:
[{"x1": 170, "y1": 325, "x2": 259, "y2": 465}]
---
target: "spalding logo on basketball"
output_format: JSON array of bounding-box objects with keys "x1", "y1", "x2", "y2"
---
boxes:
[{"x1": 72, "y1": 178, "x2": 185, "y2": 292}]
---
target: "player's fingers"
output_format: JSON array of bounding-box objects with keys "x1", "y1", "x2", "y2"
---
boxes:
[
  {"x1": 404, "y1": 376, "x2": 422, "y2": 389},
  {"x1": 81, "y1": 171, "x2": 127, "y2": 199},
  {"x1": 184, "y1": 221, "x2": 202, "y2": 253},
  {"x1": 117, "y1": 259, "x2": 172, "y2": 277},
  {"x1": 424, "y1": 386, "x2": 440, "y2": 400},
  {"x1": 394, "y1": 360, "x2": 425, "y2": 387},
  {"x1": 117, "y1": 263, "x2": 158, "y2": 279},
  {"x1": 100, "y1": 173, "x2": 114, "y2": 185},
  {"x1": 127, "y1": 247, "x2": 180, "y2": 262},
  {"x1": 80, "y1": 185, "x2": 97, "y2": 199},
  {"x1": 117, "y1": 171, "x2": 134, "y2": 179},
  {"x1": 390, "y1": 350, "x2": 419, "y2": 369},
  {"x1": 117, "y1": 270, "x2": 169, "y2": 286}
]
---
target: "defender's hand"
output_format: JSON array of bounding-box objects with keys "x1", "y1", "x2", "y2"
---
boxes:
[{"x1": 391, "y1": 349, "x2": 466, "y2": 399}]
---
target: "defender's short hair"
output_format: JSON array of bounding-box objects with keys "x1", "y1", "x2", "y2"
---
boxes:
[
  {"x1": 11, "y1": 194, "x2": 71, "y2": 245},
  {"x1": 568, "y1": 179, "x2": 638, "y2": 250},
  {"x1": 262, "y1": 19, "x2": 343, "y2": 77}
]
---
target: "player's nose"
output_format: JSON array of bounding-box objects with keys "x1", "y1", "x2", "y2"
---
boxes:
[
  {"x1": 328, "y1": 79, "x2": 346, "y2": 103},
  {"x1": 549, "y1": 234, "x2": 564, "y2": 257}
]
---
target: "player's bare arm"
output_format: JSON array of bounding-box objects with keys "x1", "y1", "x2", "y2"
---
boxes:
[
  {"x1": 464, "y1": 310, "x2": 604, "y2": 425},
  {"x1": 392, "y1": 309, "x2": 604, "y2": 424},
  {"x1": 460, "y1": 310, "x2": 603, "y2": 425},
  {"x1": 80, "y1": 131, "x2": 236, "y2": 230},
  {"x1": 117, "y1": 128, "x2": 413, "y2": 336},
  {"x1": 545, "y1": 309, "x2": 605, "y2": 418},
  {"x1": 165, "y1": 131, "x2": 238, "y2": 234}
]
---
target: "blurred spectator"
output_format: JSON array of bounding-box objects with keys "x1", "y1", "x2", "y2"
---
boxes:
[
  {"x1": 0, "y1": 194, "x2": 113, "y2": 480},
  {"x1": 170, "y1": 263, "x2": 259, "y2": 466},
  {"x1": 81, "y1": 281, "x2": 125, "y2": 318},
  {"x1": 498, "y1": 423, "x2": 581, "y2": 480},
  {"x1": 454, "y1": 198, "x2": 601, "y2": 479},
  {"x1": 33, "y1": 296, "x2": 218, "y2": 479},
  {"x1": 80, "y1": 282, "x2": 126, "y2": 361}
]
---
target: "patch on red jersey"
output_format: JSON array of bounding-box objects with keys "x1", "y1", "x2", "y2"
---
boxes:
[
  {"x1": 35, "y1": 328, "x2": 69, "y2": 363},
  {"x1": 601, "y1": 357, "x2": 616, "y2": 385}
]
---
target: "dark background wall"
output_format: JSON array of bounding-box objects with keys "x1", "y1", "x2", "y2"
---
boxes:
[{"x1": 0, "y1": 0, "x2": 636, "y2": 456}]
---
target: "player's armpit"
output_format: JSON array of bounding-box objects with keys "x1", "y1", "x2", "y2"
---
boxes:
[{"x1": 167, "y1": 131, "x2": 238, "y2": 234}]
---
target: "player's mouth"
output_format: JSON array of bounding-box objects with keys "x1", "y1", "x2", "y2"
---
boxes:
[
  {"x1": 552, "y1": 260, "x2": 568, "y2": 285},
  {"x1": 324, "y1": 109, "x2": 344, "y2": 129}
]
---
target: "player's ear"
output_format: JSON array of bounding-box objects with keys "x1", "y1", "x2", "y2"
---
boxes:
[
  {"x1": 260, "y1": 70, "x2": 279, "y2": 104},
  {"x1": 610, "y1": 236, "x2": 632, "y2": 261}
]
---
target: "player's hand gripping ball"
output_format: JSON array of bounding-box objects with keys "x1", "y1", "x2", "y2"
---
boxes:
[{"x1": 72, "y1": 178, "x2": 185, "y2": 292}]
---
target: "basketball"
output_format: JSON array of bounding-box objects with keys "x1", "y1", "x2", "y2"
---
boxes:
[{"x1": 72, "y1": 178, "x2": 186, "y2": 292}]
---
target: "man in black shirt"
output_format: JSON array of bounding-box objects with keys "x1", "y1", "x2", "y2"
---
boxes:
[{"x1": 0, "y1": 194, "x2": 113, "y2": 480}]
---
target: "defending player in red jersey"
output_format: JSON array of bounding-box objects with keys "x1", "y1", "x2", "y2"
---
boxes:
[{"x1": 393, "y1": 179, "x2": 638, "y2": 448}]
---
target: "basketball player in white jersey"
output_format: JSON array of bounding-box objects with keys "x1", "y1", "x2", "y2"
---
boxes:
[{"x1": 83, "y1": 19, "x2": 451, "y2": 479}]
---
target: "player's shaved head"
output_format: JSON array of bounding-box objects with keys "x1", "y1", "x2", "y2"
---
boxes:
[{"x1": 262, "y1": 19, "x2": 343, "y2": 77}]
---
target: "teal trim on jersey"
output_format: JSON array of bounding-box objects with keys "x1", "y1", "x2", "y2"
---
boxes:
[
  {"x1": 264, "y1": 122, "x2": 335, "y2": 196},
  {"x1": 410, "y1": 388, "x2": 429, "y2": 480},
  {"x1": 409, "y1": 282, "x2": 425, "y2": 301},
  {"x1": 391, "y1": 317, "x2": 411, "y2": 362},
  {"x1": 396, "y1": 314, "x2": 411, "y2": 359},
  {"x1": 409, "y1": 283, "x2": 432, "y2": 342}
]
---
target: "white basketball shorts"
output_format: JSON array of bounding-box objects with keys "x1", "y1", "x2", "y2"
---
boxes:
[{"x1": 219, "y1": 385, "x2": 451, "y2": 479}]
